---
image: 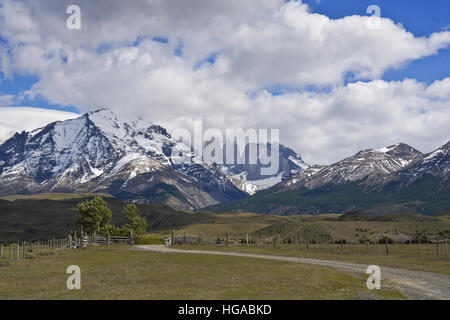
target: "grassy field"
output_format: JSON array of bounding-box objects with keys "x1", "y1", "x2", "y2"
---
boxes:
[
  {"x1": 176, "y1": 222, "x2": 270, "y2": 236},
  {"x1": 174, "y1": 244, "x2": 450, "y2": 275},
  {"x1": 0, "y1": 245, "x2": 404, "y2": 300},
  {"x1": 166, "y1": 213, "x2": 450, "y2": 253},
  {"x1": 2, "y1": 192, "x2": 449, "y2": 244},
  {"x1": 151, "y1": 211, "x2": 450, "y2": 276}
]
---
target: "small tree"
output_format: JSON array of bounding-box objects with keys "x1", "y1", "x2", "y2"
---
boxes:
[
  {"x1": 121, "y1": 204, "x2": 147, "y2": 237},
  {"x1": 76, "y1": 196, "x2": 112, "y2": 234}
]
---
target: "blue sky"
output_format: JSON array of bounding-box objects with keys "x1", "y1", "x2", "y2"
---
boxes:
[{"x1": 0, "y1": 0, "x2": 448, "y2": 114}]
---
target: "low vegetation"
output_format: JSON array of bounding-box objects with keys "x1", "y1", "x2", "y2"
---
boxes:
[
  {"x1": 0, "y1": 245, "x2": 404, "y2": 300},
  {"x1": 0, "y1": 194, "x2": 213, "y2": 242}
]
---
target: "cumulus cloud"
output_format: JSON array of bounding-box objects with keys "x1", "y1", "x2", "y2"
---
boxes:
[{"x1": 0, "y1": 0, "x2": 449, "y2": 163}]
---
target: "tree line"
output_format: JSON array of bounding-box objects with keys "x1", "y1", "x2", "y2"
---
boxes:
[{"x1": 75, "y1": 196, "x2": 147, "y2": 237}]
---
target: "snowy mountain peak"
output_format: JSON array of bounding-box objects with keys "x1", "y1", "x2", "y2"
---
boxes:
[
  {"x1": 86, "y1": 109, "x2": 153, "y2": 136},
  {"x1": 280, "y1": 142, "x2": 424, "y2": 191},
  {"x1": 395, "y1": 141, "x2": 450, "y2": 184},
  {"x1": 376, "y1": 143, "x2": 422, "y2": 162},
  {"x1": 0, "y1": 109, "x2": 246, "y2": 209},
  {"x1": 220, "y1": 142, "x2": 309, "y2": 193}
]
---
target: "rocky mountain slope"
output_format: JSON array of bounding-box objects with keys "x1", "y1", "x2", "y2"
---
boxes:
[
  {"x1": 206, "y1": 142, "x2": 450, "y2": 215},
  {"x1": 1, "y1": 108, "x2": 448, "y2": 215},
  {"x1": 282, "y1": 143, "x2": 422, "y2": 191},
  {"x1": 0, "y1": 109, "x2": 247, "y2": 210}
]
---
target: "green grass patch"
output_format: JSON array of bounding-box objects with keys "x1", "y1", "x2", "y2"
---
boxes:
[{"x1": 135, "y1": 235, "x2": 165, "y2": 245}]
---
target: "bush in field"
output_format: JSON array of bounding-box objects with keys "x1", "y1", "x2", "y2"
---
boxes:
[{"x1": 76, "y1": 197, "x2": 112, "y2": 234}]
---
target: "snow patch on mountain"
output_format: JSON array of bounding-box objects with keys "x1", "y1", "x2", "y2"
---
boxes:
[
  {"x1": 0, "y1": 109, "x2": 247, "y2": 209},
  {"x1": 280, "y1": 143, "x2": 424, "y2": 191},
  {"x1": 0, "y1": 107, "x2": 79, "y2": 142}
]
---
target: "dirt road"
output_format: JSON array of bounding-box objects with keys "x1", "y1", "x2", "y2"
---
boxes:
[{"x1": 134, "y1": 245, "x2": 450, "y2": 300}]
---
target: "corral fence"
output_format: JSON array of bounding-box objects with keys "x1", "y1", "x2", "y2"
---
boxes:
[
  {"x1": 165, "y1": 231, "x2": 450, "y2": 259},
  {"x1": 0, "y1": 238, "x2": 70, "y2": 262},
  {"x1": 0, "y1": 231, "x2": 134, "y2": 263}
]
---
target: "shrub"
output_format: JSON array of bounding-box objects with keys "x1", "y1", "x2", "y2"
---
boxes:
[{"x1": 134, "y1": 235, "x2": 165, "y2": 245}]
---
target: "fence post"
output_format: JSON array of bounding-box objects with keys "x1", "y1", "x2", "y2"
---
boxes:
[
  {"x1": 436, "y1": 239, "x2": 439, "y2": 258},
  {"x1": 226, "y1": 234, "x2": 229, "y2": 246},
  {"x1": 446, "y1": 238, "x2": 449, "y2": 258},
  {"x1": 107, "y1": 235, "x2": 110, "y2": 246},
  {"x1": 0, "y1": 243, "x2": 2, "y2": 261},
  {"x1": 427, "y1": 239, "x2": 429, "y2": 257},
  {"x1": 130, "y1": 230, "x2": 134, "y2": 245},
  {"x1": 402, "y1": 240, "x2": 405, "y2": 256},
  {"x1": 246, "y1": 234, "x2": 249, "y2": 247},
  {"x1": 385, "y1": 240, "x2": 390, "y2": 256}
]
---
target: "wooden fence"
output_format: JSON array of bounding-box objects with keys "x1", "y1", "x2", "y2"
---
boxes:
[
  {"x1": 0, "y1": 233, "x2": 133, "y2": 262},
  {"x1": 0, "y1": 238, "x2": 70, "y2": 262}
]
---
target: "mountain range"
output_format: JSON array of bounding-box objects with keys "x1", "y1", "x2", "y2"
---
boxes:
[
  {"x1": 0, "y1": 109, "x2": 448, "y2": 215},
  {"x1": 0, "y1": 109, "x2": 305, "y2": 210},
  {"x1": 207, "y1": 142, "x2": 450, "y2": 215}
]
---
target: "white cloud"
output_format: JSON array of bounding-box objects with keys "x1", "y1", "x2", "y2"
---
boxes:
[
  {"x1": 0, "y1": 94, "x2": 14, "y2": 106},
  {"x1": 0, "y1": 107, "x2": 79, "y2": 142},
  {"x1": 0, "y1": 0, "x2": 449, "y2": 163}
]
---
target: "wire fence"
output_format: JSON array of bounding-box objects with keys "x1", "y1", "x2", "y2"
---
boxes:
[{"x1": 166, "y1": 232, "x2": 450, "y2": 259}]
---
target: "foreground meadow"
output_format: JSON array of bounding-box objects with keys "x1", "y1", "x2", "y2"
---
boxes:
[
  {"x1": 175, "y1": 244, "x2": 450, "y2": 275},
  {"x1": 0, "y1": 245, "x2": 403, "y2": 300}
]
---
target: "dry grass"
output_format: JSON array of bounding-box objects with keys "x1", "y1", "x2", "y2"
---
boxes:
[
  {"x1": 175, "y1": 244, "x2": 450, "y2": 275},
  {"x1": 0, "y1": 245, "x2": 404, "y2": 300}
]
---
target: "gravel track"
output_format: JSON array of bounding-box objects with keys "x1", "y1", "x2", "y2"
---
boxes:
[{"x1": 134, "y1": 245, "x2": 450, "y2": 300}]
